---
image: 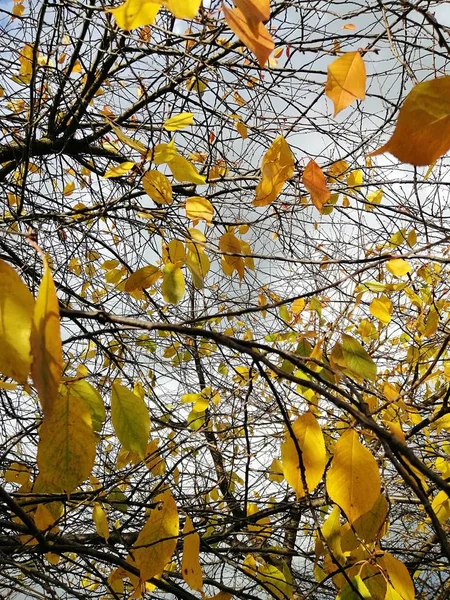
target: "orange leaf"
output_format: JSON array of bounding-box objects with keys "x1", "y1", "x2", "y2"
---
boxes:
[
  {"x1": 325, "y1": 52, "x2": 366, "y2": 116},
  {"x1": 223, "y1": 4, "x2": 274, "y2": 67},
  {"x1": 302, "y1": 160, "x2": 331, "y2": 212},
  {"x1": 234, "y1": 0, "x2": 270, "y2": 22},
  {"x1": 368, "y1": 75, "x2": 450, "y2": 166}
]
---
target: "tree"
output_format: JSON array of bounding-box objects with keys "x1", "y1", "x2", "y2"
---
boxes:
[{"x1": 0, "y1": 0, "x2": 450, "y2": 598}]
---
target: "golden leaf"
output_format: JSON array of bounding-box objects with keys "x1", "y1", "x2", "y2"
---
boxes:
[
  {"x1": 380, "y1": 553, "x2": 415, "y2": 600},
  {"x1": 368, "y1": 75, "x2": 450, "y2": 166},
  {"x1": 223, "y1": 4, "x2": 274, "y2": 67},
  {"x1": 109, "y1": 0, "x2": 161, "y2": 30},
  {"x1": 143, "y1": 170, "x2": 173, "y2": 204},
  {"x1": 103, "y1": 161, "x2": 135, "y2": 178},
  {"x1": 302, "y1": 160, "x2": 331, "y2": 212},
  {"x1": 125, "y1": 265, "x2": 161, "y2": 292},
  {"x1": 168, "y1": 155, "x2": 206, "y2": 185},
  {"x1": 0, "y1": 260, "x2": 35, "y2": 384},
  {"x1": 93, "y1": 504, "x2": 109, "y2": 541},
  {"x1": 326, "y1": 429, "x2": 381, "y2": 523},
  {"x1": 37, "y1": 390, "x2": 96, "y2": 492},
  {"x1": 163, "y1": 112, "x2": 194, "y2": 131},
  {"x1": 253, "y1": 136, "x2": 294, "y2": 206},
  {"x1": 161, "y1": 263, "x2": 185, "y2": 304},
  {"x1": 181, "y1": 515, "x2": 203, "y2": 591},
  {"x1": 386, "y1": 258, "x2": 411, "y2": 277},
  {"x1": 281, "y1": 412, "x2": 326, "y2": 498},
  {"x1": 325, "y1": 52, "x2": 366, "y2": 116},
  {"x1": 186, "y1": 196, "x2": 213, "y2": 224},
  {"x1": 133, "y1": 489, "x2": 179, "y2": 581},
  {"x1": 111, "y1": 383, "x2": 150, "y2": 459},
  {"x1": 370, "y1": 295, "x2": 393, "y2": 325},
  {"x1": 31, "y1": 256, "x2": 63, "y2": 416},
  {"x1": 163, "y1": 0, "x2": 201, "y2": 19}
]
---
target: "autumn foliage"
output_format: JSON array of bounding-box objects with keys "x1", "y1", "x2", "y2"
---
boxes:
[{"x1": 1, "y1": 0, "x2": 450, "y2": 599}]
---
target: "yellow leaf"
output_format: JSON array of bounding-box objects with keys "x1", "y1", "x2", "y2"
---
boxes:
[
  {"x1": 37, "y1": 390, "x2": 96, "y2": 492},
  {"x1": 143, "y1": 170, "x2": 173, "y2": 205},
  {"x1": 422, "y1": 306, "x2": 439, "y2": 337},
  {"x1": 103, "y1": 161, "x2": 135, "y2": 178},
  {"x1": 108, "y1": 120, "x2": 147, "y2": 154},
  {"x1": 63, "y1": 181, "x2": 75, "y2": 197},
  {"x1": 302, "y1": 160, "x2": 331, "y2": 212},
  {"x1": 368, "y1": 75, "x2": 450, "y2": 166},
  {"x1": 163, "y1": 0, "x2": 200, "y2": 18},
  {"x1": 186, "y1": 196, "x2": 213, "y2": 224},
  {"x1": 163, "y1": 112, "x2": 194, "y2": 131},
  {"x1": 281, "y1": 412, "x2": 326, "y2": 498},
  {"x1": 31, "y1": 256, "x2": 63, "y2": 416},
  {"x1": 12, "y1": 2, "x2": 24, "y2": 17},
  {"x1": 236, "y1": 121, "x2": 248, "y2": 139},
  {"x1": 125, "y1": 265, "x2": 161, "y2": 292},
  {"x1": 223, "y1": 4, "x2": 274, "y2": 67},
  {"x1": 93, "y1": 504, "x2": 109, "y2": 540},
  {"x1": 109, "y1": 0, "x2": 161, "y2": 30},
  {"x1": 253, "y1": 136, "x2": 294, "y2": 206},
  {"x1": 0, "y1": 259, "x2": 35, "y2": 384},
  {"x1": 341, "y1": 333, "x2": 377, "y2": 381},
  {"x1": 386, "y1": 258, "x2": 411, "y2": 277},
  {"x1": 380, "y1": 553, "x2": 415, "y2": 600},
  {"x1": 111, "y1": 383, "x2": 150, "y2": 458},
  {"x1": 186, "y1": 250, "x2": 210, "y2": 289},
  {"x1": 5, "y1": 462, "x2": 31, "y2": 486},
  {"x1": 186, "y1": 77, "x2": 207, "y2": 95},
  {"x1": 163, "y1": 239, "x2": 186, "y2": 264},
  {"x1": 326, "y1": 429, "x2": 381, "y2": 523},
  {"x1": 268, "y1": 458, "x2": 284, "y2": 483},
  {"x1": 256, "y1": 563, "x2": 292, "y2": 600},
  {"x1": 133, "y1": 489, "x2": 179, "y2": 581},
  {"x1": 151, "y1": 139, "x2": 178, "y2": 165},
  {"x1": 219, "y1": 232, "x2": 242, "y2": 268},
  {"x1": 346, "y1": 169, "x2": 363, "y2": 193},
  {"x1": 145, "y1": 439, "x2": 165, "y2": 475},
  {"x1": 64, "y1": 380, "x2": 106, "y2": 433},
  {"x1": 34, "y1": 504, "x2": 57, "y2": 530},
  {"x1": 291, "y1": 298, "x2": 306, "y2": 314},
  {"x1": 365, "y1": 189, "x2": 383, "y2": 211},
  {"x1": 168, "y1": 156, "x2": 206, "y2": 184},
  {"x1": 181, "y1": 515, "x2": 203, "y2": 591},
  {"x1": 431, "y1": 490, "x2": 450, "y2": 524},
  {"x1": 19, "y1": 44, "x2": 34, "y2": 78},
  {"x1": 325, "y1": 52, "x2": 366, "y2": 116},
  {"x1": 321, "y1": 505, "x2": 345, "y2": 565},
  {"x1": 370, "y1": 295, "x2": 393, "y2": 324},
  {"x1": 161, "y1": 263, "x2": 185, "y2": 304},
  {"x1": 352, "y1": 494, "x2": 389, "y2": 542}
]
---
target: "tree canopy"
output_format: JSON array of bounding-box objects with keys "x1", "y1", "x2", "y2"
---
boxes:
[{"x1": 0, "y1": 0, "x2": 450, "y2": 599}]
